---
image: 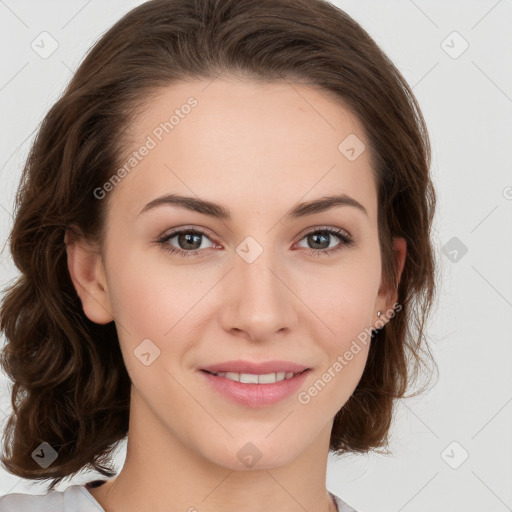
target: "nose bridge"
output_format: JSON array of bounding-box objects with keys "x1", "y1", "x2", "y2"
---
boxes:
[
  {"x1": 236, "y1": 235, "x2": 285, "y2": 304},
  {"x1": 222, "y1": 234, "x2": 296, "y2": 336}
]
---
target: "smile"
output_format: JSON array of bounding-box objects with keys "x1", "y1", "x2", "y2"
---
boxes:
[
  {"x1": 205, "y1": 370, "x2": 302, "y2": 384},
  {"x1": 200, "y1": 369, "x2": 311, "y2": 407}
]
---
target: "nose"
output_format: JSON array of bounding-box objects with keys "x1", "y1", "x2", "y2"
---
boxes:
[{"x1": 219, "y1": 248, "x2": 298, "y2": 342}]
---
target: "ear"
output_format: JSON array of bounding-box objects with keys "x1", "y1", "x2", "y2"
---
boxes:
[
  {"x1": 374, "y1": 236, "x2": 406, "y2": 325},
  {"x1": 64, "y1": 228, "x2": 114, "y2": 324}
]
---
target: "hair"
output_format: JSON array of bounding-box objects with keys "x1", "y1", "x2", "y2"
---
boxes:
[{"x1": 0, "y1": 0, "x2": 438, "y2": 492}]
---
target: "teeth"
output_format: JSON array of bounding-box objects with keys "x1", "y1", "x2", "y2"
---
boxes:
[{"x1": 213, "y1": 371, "x2": 298, "y2": 384}]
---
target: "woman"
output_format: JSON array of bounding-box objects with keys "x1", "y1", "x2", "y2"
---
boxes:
[{"x1": 0, "y1": 0, "x2": 438, "y2": 511}]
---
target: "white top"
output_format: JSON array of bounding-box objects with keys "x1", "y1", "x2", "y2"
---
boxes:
[{"x1": 0, "y1": 481, "x2": 359, "y2": 512}]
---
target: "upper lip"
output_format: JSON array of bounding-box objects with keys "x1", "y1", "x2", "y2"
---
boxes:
[{"x1": 200, "y1": 360, "x2": 310, "y2": 374}]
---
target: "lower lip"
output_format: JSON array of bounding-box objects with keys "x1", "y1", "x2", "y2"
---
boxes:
[{"x1": 199, "y1": 369, "x2": 311, "y2": 407}]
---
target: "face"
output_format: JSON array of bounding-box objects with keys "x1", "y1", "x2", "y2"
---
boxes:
[{"x1": 68, "y1": 77, "x2": 405, "y2": 471}]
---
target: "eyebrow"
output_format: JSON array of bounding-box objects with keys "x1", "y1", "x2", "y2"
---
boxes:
[{"x1": 138, "y1": 193, "x2": 368, "y2": 220}]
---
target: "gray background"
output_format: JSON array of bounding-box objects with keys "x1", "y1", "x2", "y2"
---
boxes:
[{"x1": 0, "y1": 1, "x2": 511, "y2": 511}]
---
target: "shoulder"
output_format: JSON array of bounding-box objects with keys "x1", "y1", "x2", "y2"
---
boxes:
[
  {"x1": 330, "y1": 490, "x2": 361, "y2": 512},
  {"x1": 0, "y1": 488, "x2": 63, "y2": 512},
  {"x1": 0, "y1": 484, "x2": 103, "y2": 512}
]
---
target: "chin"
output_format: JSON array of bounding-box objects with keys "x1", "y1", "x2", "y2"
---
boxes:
[{"x1": 202, "y1": 436, "x2": 304, "y2": 472}]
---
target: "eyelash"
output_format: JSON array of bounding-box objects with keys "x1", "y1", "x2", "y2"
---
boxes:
[{"x1": 156, "y1": 225, "x2": 354, "y2": 258}]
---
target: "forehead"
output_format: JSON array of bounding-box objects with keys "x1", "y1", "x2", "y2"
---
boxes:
[{"x1": 109, "y1": 78, "x2": 378, "y2": 223}]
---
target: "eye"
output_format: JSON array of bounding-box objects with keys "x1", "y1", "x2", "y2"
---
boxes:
[
  {"x1": 295, "y1": 226, "x2": 354, "y2": 257},
  {"x1": 156, "y1": 225, "x2": 354, "y2": 258},
  {"x1": 157, "y1": 226, "x2": 217, "y2": 257}
]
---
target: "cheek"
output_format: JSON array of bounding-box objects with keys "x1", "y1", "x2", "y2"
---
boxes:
[
  {"x1": 104, "y1": 252, "x2": 197, "y2": 392},
  {"x1": 104, "y1": 245, "x2": 183, "y2": 339},
  {"x1": 294, "y1": 261, "x2": 379, "y2": 336},
  {"x1": 294, "y1": 266, "x2": 376, "y2": 402}
]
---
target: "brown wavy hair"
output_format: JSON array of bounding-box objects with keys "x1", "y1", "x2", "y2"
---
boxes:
[{"x1": 0, "y1": 0, "x2": 438, "y2": 492}]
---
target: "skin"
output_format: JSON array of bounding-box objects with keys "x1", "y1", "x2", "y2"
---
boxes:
[{"x1": 66, "y1": 77, "x2": 406, "y2": 512}]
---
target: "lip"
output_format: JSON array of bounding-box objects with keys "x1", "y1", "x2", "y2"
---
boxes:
[
  {"x1": 199, "y1": 367, "x2": 311, "y2": 408},
  {"x1": 200, "y1": 359, "x2": 310, "y2": 374}
]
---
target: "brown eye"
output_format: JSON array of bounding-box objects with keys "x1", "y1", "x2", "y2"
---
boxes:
[
  {"x1": 157, "y1": 228, "x2": 215, "y2": 257},
  {"x1": 296, "y1": 227, "x2": 353, "y2": 257}
]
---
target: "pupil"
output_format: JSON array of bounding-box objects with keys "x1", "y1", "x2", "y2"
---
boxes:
[
  {"x1": 179, "y1": 233, "x2": 201, "y2": 250},
  {"x1": 310, "y1": 232, "x2": 329, "y2": 249}
]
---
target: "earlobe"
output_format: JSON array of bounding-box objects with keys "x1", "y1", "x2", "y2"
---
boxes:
[{"x1": 64, "y1": 229, "x2": 114, "y2": 325}]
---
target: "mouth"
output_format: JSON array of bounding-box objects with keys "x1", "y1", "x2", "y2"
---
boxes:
[
  {"x1": 201, "y1": 368, "x2": 309, "y2": 384},
  {"x1": 199, "y1": 367, "x2": 311, "y2": 407}
]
